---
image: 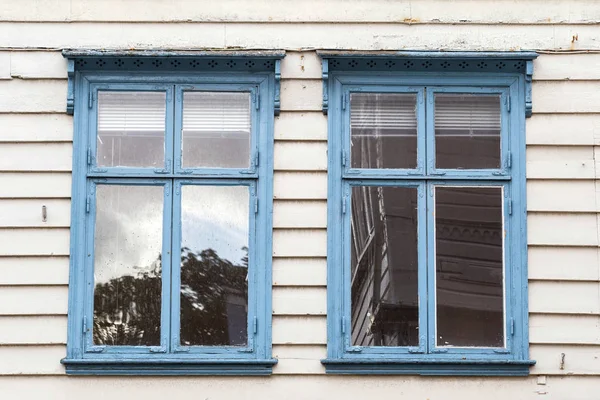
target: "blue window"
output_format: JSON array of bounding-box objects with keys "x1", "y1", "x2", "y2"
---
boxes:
[
  {"x1": 320, "y1": 52, "x2": 537, "y2": 375},
  {"x1": 61, "y1": 51, "x2": 282, "y2": 375}
]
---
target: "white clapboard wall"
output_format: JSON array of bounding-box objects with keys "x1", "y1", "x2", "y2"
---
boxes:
[{"x1": 0, "y1": 1, "x2": 600, "y2": 398}]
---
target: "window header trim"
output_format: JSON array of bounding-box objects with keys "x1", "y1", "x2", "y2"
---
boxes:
[
  {"x1": 63, "y1": 49, "x2": 284, "y2": 116},
  {"x1": 318, "y1": 50, "x2": 537, "y2": 117}
]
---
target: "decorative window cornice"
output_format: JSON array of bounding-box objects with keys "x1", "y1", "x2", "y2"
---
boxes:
[
  {"x1": 317, "y1": 50, "x2": 538, "y2": 117},
  {"x1": 63, "y1": 49, "x2": 284, "y2": 116}
]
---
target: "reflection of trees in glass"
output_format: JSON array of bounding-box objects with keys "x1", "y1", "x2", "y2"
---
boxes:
[{"x1": 93, "y1": 248, "x2": 248, "y2": 347}]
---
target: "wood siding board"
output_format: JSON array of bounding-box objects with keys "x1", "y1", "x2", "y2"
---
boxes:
[
  {"x1": 273, "y1": 172, "x2": 327, "y2": 200},
  {"x1": 0, "y1": 316, "x2": 67, "y2": 344},
  {"x1": 0, "y1": 228, "x2": 70, "y2": 256},
  {"x1": 528, "y1": 247, "x2": 600, "y2": 281},
  {"x1": 272, "y1": 258, "x2": 327, "y2": 286},
  {"x1": 1, "y1": 1, "x2": 600, "y2": 23},
  {"x1": 4, "y1": 24, "x2": 600, "y2": 51},
  {"x1": 0, "y1": 173, "x2": 71, "y2": 199},
  {"x1": 0, "y1": 257, "x2": 70, "y2": 285},
  {"x1": 274, "y1": 112, "x2": 327, "y2": 141},
  {"x1": 526, "y1": 114, "x2": 600, "y2": 146},
  {"x1": 528, "y1": 213, "x2": 598, "y2": 246},
  {"x1": 8, "y1": 51, "x2": 68, "y2": 79},
  {"x1": 0, "y1": 199, "x2": 71, "y2": 227},
  {"x1": 527, "y1": 180, "x2": 597, "y2": 212},
  {"x1": 272, "y1": 287, "x2": 326, "y2": 315},
  {"x1": 0, "y1": 286, "x2": 68, "y2": 315},
  {"x1": 273, "y1": 142, "x2": 327, "y2": 171},
  {"x1": 529, "y1": 281, "x2": 600, "y2": 315},
  {"x1": 0, "y1": 114, "x2": 73, "y2": 142},
  {"x1": 0, "y1": 79, "x2": 66, "y2": 113}
]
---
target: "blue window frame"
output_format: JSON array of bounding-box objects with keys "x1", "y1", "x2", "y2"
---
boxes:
[
  {"x1": 61, "y1": 51, "x2": 282, "y2": 375},
  {"x1": 320, "y1": 52, "x2": 537, "y2": 375}
]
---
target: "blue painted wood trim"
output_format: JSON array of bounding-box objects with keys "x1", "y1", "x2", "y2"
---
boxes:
[
  {"x1": 324, "y1": 72, "x2": 532, "y2": 376},
  {"x1": 318, "y1": 51, "x2": 537, "y2": 118},
  {"x1": 66, "y1": 59, "x2": 75, "y2": 115},
  {"x1": 525, "y1": 60, "x2": 534, "y2": 117},
  {"x1": 274, "y1": 59, "x2": 281, "y2": 115},
  {"x1": 65, "y1": 71, "x2": 276, "y2": 375},
  {"x1": 63, "y1": 51, "x2": 285, "y2": 116},
  {"x1": 322, "y1": 59, "x2": 329, "y2": 114},
  {"x1": 322, "y1": 359, "x2": 535, "y2": 376},
  {"x1": 62, "y1": 358, "x2": 277, "y2": 376},
  {"x1": 317, "y1": 50, "x2": 538, "y2": 60}
]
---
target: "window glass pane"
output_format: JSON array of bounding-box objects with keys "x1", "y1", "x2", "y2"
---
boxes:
[
  {"x1": 351, "y1": 93, "x2": 418, "y2": 169},
  {"x1": 97, "y1": 91, "x2": 166, "y2": 168},
  {"x1": 435, "y1": 94, "x2": 501, "y2": 169},
  {"x1": 93, "y1": 184, "x2": 164, "y2": 346},
  {"x1": 182, "y1": 92, "x2": 251, "y2": 169},
  {"x1": 351, "y1": 186, "x2": 419, "y2": 347},
  {"x1": 180, "y1": 185, "x2": 250, "y2": 346},
  {"x1": 435, "y1": 186, "x2": 504, "y2": 347}
]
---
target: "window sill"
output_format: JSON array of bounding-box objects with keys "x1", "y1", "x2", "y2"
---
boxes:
[
  {"x1": 321, "y1": 358, "x2": 535, "y2": 376},
  {"x1": 61, "y1": 358, "x2": 277, "y2": 376}
]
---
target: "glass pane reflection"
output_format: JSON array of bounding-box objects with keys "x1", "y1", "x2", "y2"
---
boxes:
[
  {"x1": 435, "y1": 94, "x2": 501, "y2": 169},
  {"x1": 350, "y1": 93, "x2": 418, "y2": 169},
  {"x1": 435, "y1": 186, "x2": 504, "y2": 347},
  {"x1": 93, "y1": 184, "x2": 164, "y2": 346},
  {"x1": 351, "y1": 186, "x2": 419, "y2": 347},
  {"x1": 182, "y1": 92, "x2": 251, "y2": 169},
  {"x1": 97, "y1": 91, "x2": 166, "y2": 168},
  {"x1": 180, "y1": 185, "x2": 250, "y2": 346}
]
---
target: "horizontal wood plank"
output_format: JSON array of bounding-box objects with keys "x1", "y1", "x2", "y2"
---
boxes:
[
  {"x1": 0, "y1": 316, "x2": 66, "y2": 344},
  {"x1": 526, "y1": 114, "x2": 600, "y2": 146},
  {"x1": 530, "y1": 344, "x2": 600, "y2": 376},
  {"x1": 529, "y1": 281, "x2": 600, "y2": 315},
  {"x1": 530, "y1": 314, "x2": 600, "y2": 345},
  {"x1": 3, "y1": 23, "x2": 599, "y2": 52},
  {"x1": 0, "y1": 79, "x2": 66, "y2": 113},
  {"x1": 274, "y1": 112, "x2": 327, "y2": 141},
  {"x1": 280, "y1": 80, "x2": 322, "y2": 112},
  {"x1": 534, "y1": 54, "x2": 600, "y2": 81},
  {"x1": 1, "y1": 0, "x2": 599, "y2": 23},
  {"x1": 533, "y1": 81, "x2": 600, "y2": 114},
  {"x1": 0, "y1": 257, "x2": 70, "y2": 285},
  {"x1": 8, "y1": 51, "x2": 67, "y2": 79},
  {"x1": 272, "y1": 316, "x2": 327, "y2": 345},
  {"x1": 273, "y1": 229, "x2": 327, "y2": 257},
  {"x1": 528, "y1": 246, "x2": 599, "y2": 281},
  {"x1": 280, "y1": 52, "x2": 322, "y2": 80},
  {"x1": 0, "y1": 173, "x2": 71, "y2": 199},
  {"x1": 272, "y1": 345, "x2": 326, "y2": 375},
  {"x1": 274, "y1": 141, "x2": 326, "y2": 171},
  {"x1": 272, "y1": 287, "x2": 326, "y2": 315},
  {"x1": 272, "y1": 258, "x2": 326, "y2": 287},
  {"x1": 0, "y1": 286, "x2": 68, "y2": 315},
  {"x1": 526, "y1": 146, "x2": 595, "y2": 179},
  {"x1": 528, "y1": 213, "x2": 598, "y2": 246},
  {"x1": 0, "y1": 376, "x2": 599, "y2": 399},
  {"x1": 0, "y1": 228, "x2": 70, "y2": 256},
  {"x1": 0, "y1": 199, "x2": 70, "y2": 227},
  {"x1": 273, "y1": 200, "x2": 326, "y2": 228},
  {"x1": 0, "y1": 143, "x2": 72, "y2": 171},
  {"x1": 0, "y1": 113, "x2": 72, "y2": 142},
  {"x1": 273, "y1": 172, "x2": 327, "y2": 200},
  {"x1": 527, "y1": 180, "x2": 597, "y2": 212}
]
